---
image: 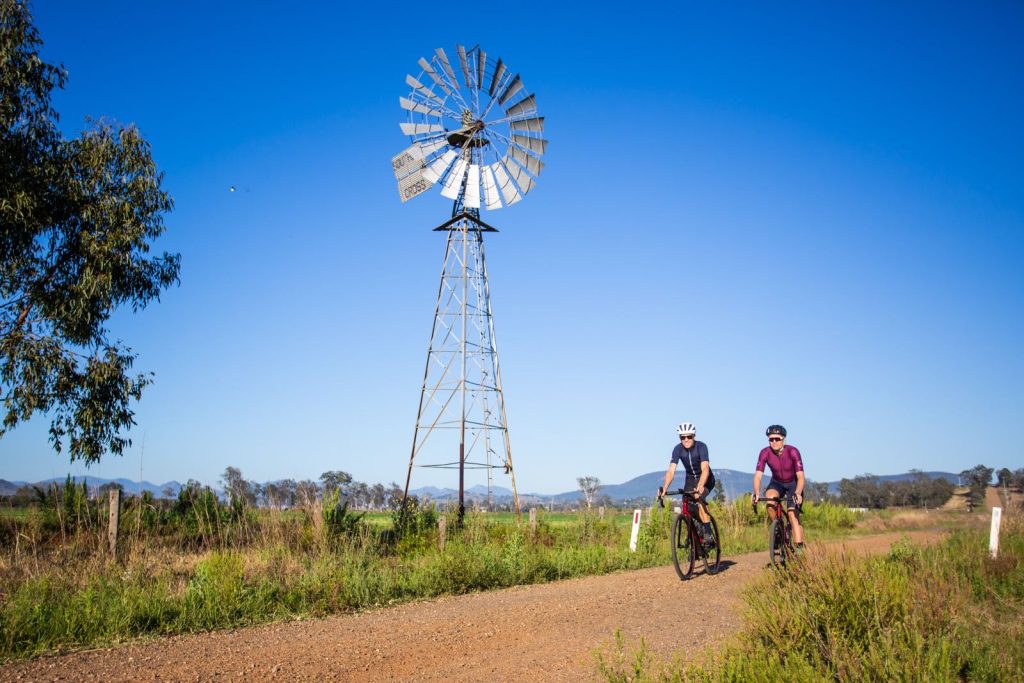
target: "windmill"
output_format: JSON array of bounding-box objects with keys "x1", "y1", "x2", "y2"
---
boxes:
[{"x1": 392, "y1": 44, "x2": 546, "y2": 522}]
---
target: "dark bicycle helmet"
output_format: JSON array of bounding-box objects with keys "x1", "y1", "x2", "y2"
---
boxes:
[{"x1": 765, "y1": 424, "x2": 787, "y2": 437}]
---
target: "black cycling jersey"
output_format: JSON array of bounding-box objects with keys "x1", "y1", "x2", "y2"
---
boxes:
[{"x1": 671, "y1": 440, "x2": 715, "y2": 487}]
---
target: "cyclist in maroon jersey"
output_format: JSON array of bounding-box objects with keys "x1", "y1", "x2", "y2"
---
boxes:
[{"x1": 751, "y1": 424, "x2": 806, "y2": 549}]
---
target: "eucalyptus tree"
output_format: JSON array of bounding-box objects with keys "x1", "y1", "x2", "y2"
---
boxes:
[
  {"x1": 1, "y1": 0, "x2": 179, "y2": 463},
  {"x1": 577, "y1": 476, "x2": 602, "y2": 509}
]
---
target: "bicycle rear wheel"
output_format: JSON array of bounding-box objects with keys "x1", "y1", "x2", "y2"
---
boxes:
[
  {"x1": 704, "y1": 516, "x2": 721, "y2": 575},
  {"x1": 671, "y1": 515, "x2": 695, "y2": 580},
  {"x1": 769, "y1": 519, "x2": 789, "y2": 568}
]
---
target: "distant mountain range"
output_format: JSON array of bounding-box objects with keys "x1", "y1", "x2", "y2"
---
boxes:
[
  {"x1": 409, "y1": 469, "x2": 961, "y2": 505},
  {"x1": 0, "y1": 477, "x2": 183, "y2": 498},
  {"x1": 0, "y1": 470, "x2": 960, "y2": 504}
]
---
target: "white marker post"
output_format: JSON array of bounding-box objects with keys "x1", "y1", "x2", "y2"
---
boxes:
[
  {"x1": 629, "y1": 509, "x2": 642, "y2": 552},
  {"x1": 990, "y1": 507, "x2": 1002, "y2": 559}
]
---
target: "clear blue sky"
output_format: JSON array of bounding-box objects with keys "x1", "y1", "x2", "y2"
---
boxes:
[{"x1": 2, "y1": 1, "x2": 1022, "y2": 493}]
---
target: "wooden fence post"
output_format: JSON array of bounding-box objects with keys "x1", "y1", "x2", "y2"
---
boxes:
[
  {"x1": 529, "y1": 508, "x2": 537, "y2": 532},
  {"x1": 108, "y1": 488, "x2": 121, "y2": 558},
  {"x1": 438, "y1": 515, "x2": 447, "y2": 551},
  {"x1": 598, "y1": 506, "x2": 605, "y2": 521}
]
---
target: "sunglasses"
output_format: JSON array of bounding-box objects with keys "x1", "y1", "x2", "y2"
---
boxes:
[
  {"x1": 680, "y1": 434, "x2": 695, "y2": 440},
  {"x1": 768, "y1": 436, "x2": 784, "y2": 442}
]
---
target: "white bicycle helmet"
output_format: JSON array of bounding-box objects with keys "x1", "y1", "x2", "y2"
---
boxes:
[{"x1": 676, "y1": 422, "x2": 696, "y2": 436}]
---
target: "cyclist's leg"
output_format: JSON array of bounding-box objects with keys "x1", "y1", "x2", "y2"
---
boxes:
[
  {"x1": 697, "y1": 500, "x2": 710, "y2": 524},
  {"x1": 696, "y1": 476, "x2": 715, "y2": 524},
  {"x1": 778, "y1": 481, "x2": 804, "y2": 546},
  {"x1": 764, "y1": 481, "x2": 783, "y2": 522},
  {"x1": 788, "y1": 505, "x2": 804, "y2": 545},
  {"x1": 696, "y1": 491, "x2": 711, "y2": 524},
  {"x1": 685, "y1": 475, "x2": 714, "y2": 544},
  {"x1": 685, "y1": 475, "x2": 709, "y2": 524},
  {"x1": 696, "y1": 498, "x2": 716, "y2": 547}
]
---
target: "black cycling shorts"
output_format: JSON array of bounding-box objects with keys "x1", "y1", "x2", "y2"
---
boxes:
[
  {"x1": 766, "y1": 478, "x2": 801, "y2": 512},
  {"x1": 685, "y1": 474, "x2": 715, "y2": 501}
]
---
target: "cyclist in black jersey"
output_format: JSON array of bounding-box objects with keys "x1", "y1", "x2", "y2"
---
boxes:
[{"x1": 657, "y1": 422, "x2": 717, "y2": 547}]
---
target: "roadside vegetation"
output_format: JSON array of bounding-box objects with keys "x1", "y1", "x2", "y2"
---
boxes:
[
  {"x1": 597, "y1": 515, "x2": 1024, "y2": 682},
  {"x1": 0, "y1": 469, "x2": 947, "y2": 661}
]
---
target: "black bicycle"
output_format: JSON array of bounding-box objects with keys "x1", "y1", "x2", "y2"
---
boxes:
[
  {"x1": 752, "y1": 495, "x2": 798, "y2": 568},
  {"x1": 659, "y1": 487, "x2": 721, "y2": 580}
]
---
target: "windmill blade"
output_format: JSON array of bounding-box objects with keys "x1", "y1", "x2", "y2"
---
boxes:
[
  {"x1": 441, "y1": 158, "x2": 469, "y2": 199},
  {"x1": 456, "y1": 45, "x2": 472, "y2": 89},
  {"x1": 435, "y1": 48, "x2": 457, "y2": 83},
  {"x1": 491, "y1": 161, "x2": 522, "y2": 206},
  {"x1": 418, "y1": 57, "x2": 452, "y2": 95},
  {"x1": 397, "y1": 166, "x2": 432, "y2": 202},
  {"x1": 498, "y1": 74, "x2": 523, "y2": 105},
  {"x1": 512, "y1": 134, "x2": 548, "y2": 155},
  {"x1": 392, "y1": 145, "x2": 425, "y2": 180},
  {"x1": 464, "y1": 164, "x2": 481, "y2": 208},
  {"x1": 417, "y1": 138, "x2": 449, "y2": 158},
  {"x1": 503, "y1": 155, "x2": 537, "y2": 195},
  {"x1": 488, "y1": 58, "x2": 506, "y2": 97},
  {"x1": 510, "y1": 116, "x2": 544, "y2": 135},
  {"x1": 477, "y1": 50, "x2": 486, "y2": 90},
  {"x1": 400, "y1": 97, "x2": 441, "y2": 117},
  {"x1": 481, "y1": 166, "x2": 502, "y2": 210},
  {"x1": 400, "y1": 122, "x2": 444, "y2": 136},
  {"x1": 405, "y1": 75, "x2": 444, "y2": 105},
  {"x1": 509, "y1": 144, "x2": 544, "y2": 176},
  {"x1": 504, "y1": 93, "x2": 536, "y2": 118},
  {"x1": 422, "y1": 150, "x2": 457, "y2": 184},
  {"x1": 392, "y1": 139, "x2": 449, "y2": 180}
]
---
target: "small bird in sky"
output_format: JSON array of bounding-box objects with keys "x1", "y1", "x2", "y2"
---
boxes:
[{"x1": 229, "y1": 186, "x2": 236, "y2": 192}]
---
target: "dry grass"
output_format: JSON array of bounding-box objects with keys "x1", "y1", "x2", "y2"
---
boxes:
[{"x1": 598, "y1": 510, "x2": 1024, "y2": 682}]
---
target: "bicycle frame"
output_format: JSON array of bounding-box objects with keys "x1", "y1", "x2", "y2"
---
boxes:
[
  {"x1": 660, "y1": 488, "x2": 720, "y2": 580},
  {"x1": 754, "y1": 496, "x2": 796, "y2": 567}
]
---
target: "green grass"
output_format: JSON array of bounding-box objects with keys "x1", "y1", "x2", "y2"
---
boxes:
[
  {"x1": 0, "y1": 499, "x2": 952, "y2": 661},
  {"x1": 0, "y1": 508, "x2": 663, "y2": 659}
]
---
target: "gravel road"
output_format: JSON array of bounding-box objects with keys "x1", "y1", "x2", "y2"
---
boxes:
[{"x1": 0, "y1": 530, "x2": 941, "y2": 682}]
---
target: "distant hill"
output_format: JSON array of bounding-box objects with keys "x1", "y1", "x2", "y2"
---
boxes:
[
  {"x1": 0, "y1": 479, "x2": 23, "y2": 496},
  {"x1": 1, "y1": 470, "x2": 961, "y2": 504},
  {"x1": 414, "y1": 469, "x2": 960, "y2": 506},
  {"x1": 578, "y1": 469, "x2": 755, "y2": 502},
  {"x1": 410, "y1": 484, "x2": 516, "y2": 501},
  {"x1": 0, "y1": 477, "x2": 183, "y2": 498},
  {"x1": 836, "y1": 471, "x2": 959, "y2": 489}
]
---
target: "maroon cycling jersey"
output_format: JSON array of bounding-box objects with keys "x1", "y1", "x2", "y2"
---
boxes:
[{"x1": 755, "y1": 445, "x2": 804, "y2": 483}]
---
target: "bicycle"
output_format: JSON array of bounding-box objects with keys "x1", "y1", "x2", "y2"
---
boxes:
[
  {"x1": 752, "y1": 494, "x2": 799, "y2": 568},
  {"x1": 658, "y1": 487, "x2": 721, "y2": 580}
]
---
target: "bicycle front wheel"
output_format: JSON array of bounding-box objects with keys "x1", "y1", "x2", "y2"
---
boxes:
[
  {"x1": 769, "y1": 519, "x2": 789, "y2": 568},
  {"x1": 671, "y1": 515, "x2": 695, "y2": 580}
]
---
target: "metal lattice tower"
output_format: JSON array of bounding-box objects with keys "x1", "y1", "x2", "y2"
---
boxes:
[
  {"x1": 391, "y1": 44, "x2": 546, "y2": 521},
  {"x1": 401, "y1": 208, "x2": 518, "y2": 519}
]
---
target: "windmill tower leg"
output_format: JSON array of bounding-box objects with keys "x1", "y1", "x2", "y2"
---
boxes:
[
  {"x1": 401, "y1": 212, "x2": 519, "y2": 526},
  {"x1": 477, "y1": 231, "x2": 520, "y2": 515}
]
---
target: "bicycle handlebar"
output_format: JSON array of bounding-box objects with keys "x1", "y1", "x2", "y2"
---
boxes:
[
  {"x1": 658, "y1": 487, "x2": 700, "y2": 508},
  {"x1": 751, "y1": 494, "x2": 801, "y2": 513}
]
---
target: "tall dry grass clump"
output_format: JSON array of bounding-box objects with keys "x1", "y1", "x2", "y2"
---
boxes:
[{"x1": 598, "y1": 513, "x2": 1024, "y2": 682}]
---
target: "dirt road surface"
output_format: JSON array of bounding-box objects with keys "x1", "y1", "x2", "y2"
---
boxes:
[{"x1": 0, "y1": 530, "x2": 942, "y2": 682}]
